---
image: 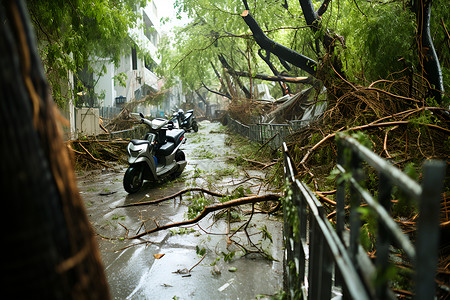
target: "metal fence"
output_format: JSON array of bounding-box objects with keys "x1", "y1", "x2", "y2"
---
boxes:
[
  {"x1": 99, "y1": 106, "x2": 122, "y2": 120},
  {"x1": 226, "y1": 115, "x2": 305, "y2": 149},
  {"x1": 282, "y1": 135, "x2": 446, "y2": 299},
  {"x1": 97, "y1": 125, "x2": 147, "y2": 141}
]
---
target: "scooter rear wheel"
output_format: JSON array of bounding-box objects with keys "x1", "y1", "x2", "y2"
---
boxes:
[
  {"x1": 173, "y1": 150, "x2": 186, "y2": 178},
  {"x1": 192, "y1": 121, "x2": 198, "y2": 132},
  {"x1": 175, "y1": 149, "x2": 186, "y2": 162},
  {"x1": 123, "y1": 165, "x2": 143, "y2": 193}
]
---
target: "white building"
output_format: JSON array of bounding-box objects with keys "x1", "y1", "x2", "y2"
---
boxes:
[
  {"x1": 67, "y1": 0, "x2": 188, "y2": 138},
  {"x1": 92, "y1": 0, "x2": 163, "y2": 112}
]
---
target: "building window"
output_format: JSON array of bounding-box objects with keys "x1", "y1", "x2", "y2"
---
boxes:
[
  {"x1": 145, "y1": 55, "x2": 157, "y2": 72},
  {"x1": 143, "y1": 11, "x2": 158, "y2": 46},
  {"x1": 131, "y1": 46, "x2": 137, "y2": 70},
  {"x1": 115, "y1": 96, "x2": 126, "y2": 106}
]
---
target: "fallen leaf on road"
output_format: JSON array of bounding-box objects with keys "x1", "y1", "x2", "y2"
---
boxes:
[
  {"x1": 154, "y1": 253, "x2": 165, "y2": 259},
  {"x1": 212, "y1": 265, "x2": 221, "y2": 275}
]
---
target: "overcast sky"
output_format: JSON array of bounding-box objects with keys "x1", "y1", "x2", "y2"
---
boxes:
[{"x1": 156, "y1": 0, "x2": 189, "y2": 36}]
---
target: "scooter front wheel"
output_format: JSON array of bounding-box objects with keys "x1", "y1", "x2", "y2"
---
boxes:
[{"x1": 123, "y1": 165, "x2": 143, "y2": 193}]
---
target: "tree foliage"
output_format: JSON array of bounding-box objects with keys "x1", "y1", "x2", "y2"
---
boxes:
[
  {"x1": 27, "y1": 0, "x2": 147, "y2": 107},
  {"x1": 158, "y1": 0, "x2": 449, "y2": 105}
]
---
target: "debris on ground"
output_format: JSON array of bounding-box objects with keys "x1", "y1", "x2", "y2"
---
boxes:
[{"x1": 67, "y1": 138, "x2": 128, "y2": 170}]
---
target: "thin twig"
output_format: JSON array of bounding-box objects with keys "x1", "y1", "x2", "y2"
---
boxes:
[
  {"x1": 118, "y1": 187, "x2": 225, "y2": 208},
  {"x1": 383, "y1": 125, "x2": 399, "y2": 158},
  {"x1": 189, "y1": 253, "x2": 207, "y2": 273}
]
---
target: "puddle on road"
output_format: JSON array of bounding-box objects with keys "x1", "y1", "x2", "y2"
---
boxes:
[{"x1": 77, "y1": 121, "x2": 284, "y2": 299}]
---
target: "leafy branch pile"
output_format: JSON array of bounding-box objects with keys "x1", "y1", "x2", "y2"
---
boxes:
[
  {"x1": 286, "y1": 71, "x2": 450, "y2": 188},
  {"x1": 104, "y1": 89, "x2": 168, "y2": 132},
  {"x1": 67, "y1": 139, "x2": 128, "y2": 170}
]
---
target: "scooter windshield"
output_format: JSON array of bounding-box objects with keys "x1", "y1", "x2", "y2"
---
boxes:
[{"x1": 151, "y1": 118, "x2": 168, "y2": 130}]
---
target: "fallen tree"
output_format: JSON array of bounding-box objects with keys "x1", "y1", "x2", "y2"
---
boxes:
[{"x1": 125, "y1": 192, "x2": 281, "y2": 239}]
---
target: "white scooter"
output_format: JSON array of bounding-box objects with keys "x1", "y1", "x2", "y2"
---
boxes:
[{"x1": 123, "y1": 113, "x2": 187, "y2": 193}]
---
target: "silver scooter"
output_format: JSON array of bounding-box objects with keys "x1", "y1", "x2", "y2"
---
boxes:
[
  {"x1": 171, "y1": 109, "x2": 199, "y2": 132},
  {"x1": 123, "y1": 113, "x2": 187, "y2": 193}
]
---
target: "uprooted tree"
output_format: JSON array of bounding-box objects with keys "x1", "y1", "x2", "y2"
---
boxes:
[
  {"x1": 242, "y1": 0, "x2": 444, "y2": 101},
  {"x1": 236, "y1": 0, "x2": 449, "y2": 162}
]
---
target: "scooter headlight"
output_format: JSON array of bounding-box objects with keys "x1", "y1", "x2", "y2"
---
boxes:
[{"x1": 128, "y1": 144, "x2": 147, "y2": 157}]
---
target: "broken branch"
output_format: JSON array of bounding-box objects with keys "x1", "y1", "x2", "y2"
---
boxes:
[
  {"x1": 117, "y1": 187, "x2": 225, "y2": 208},
  {"x1": 298, "y1": 120, "x2": 450, "y2": 168},
  {"x1": 127, "y1": 194, "x2": 281, "y2": 239},
  {"x1": 226, "y1": 68, "x2": 313, "y2": 84},
  {"x1": 202, "y1": 81, "x2": 232, "y2": 99},
  {"x1": 240, "y1": 10, "x2": 318, "y2": 76}
]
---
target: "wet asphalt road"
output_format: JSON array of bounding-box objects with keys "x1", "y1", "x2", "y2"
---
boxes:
[{"x1": 77, "y1": 121, "x2": 284, "y2": 299}]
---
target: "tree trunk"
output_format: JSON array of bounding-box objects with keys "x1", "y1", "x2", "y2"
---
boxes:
[
  {"x1": 0, "y1": 1, "x2": 109, "y2": 298},
  {"x1": 240, "y1": 10, "x2": 318, "y2": 77},
  {"x1": 218, "y1": 54, "x2": 252, "y2": 98},
  {"x1": 258, "y1": 49, "x2": 291, "y2": 95},
  {"x1": 416, "y1": 0, "x2": 444, "y2": 103}
]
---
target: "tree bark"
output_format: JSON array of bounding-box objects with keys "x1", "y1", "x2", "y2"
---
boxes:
[
  {"x1": 416, "y1": 0, "x2": 444, "y2": 103},
  {"x1": 241, "y1": 10, "x2": 318, "y2": 76},
  {"x1": 317, "y1": 0, "x2": 332, "y2": 17},
  {"x1": 0, "y1": 1, "x2": 109, "y2": 298},
  {"x1": 218, "y1": 53, "x2": 252, "y2": 98},
  {"x1": 226, "y1": 68, "x2": 313, "y2": 84}
]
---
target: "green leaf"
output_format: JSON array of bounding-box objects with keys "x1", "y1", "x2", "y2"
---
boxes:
[
  {"x1": 196, "y1": 245, "x2": 206, "y2": 256},
  {"x1": 260, "y1": 225, "x2": 273, "y2": 243}
]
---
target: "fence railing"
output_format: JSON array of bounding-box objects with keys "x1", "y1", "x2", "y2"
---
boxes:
[
  {"x1": 99, "y1": 106, "x2": 122, "y2": 120},
  {"x1": 97, "y1": 125, "x2": 147, "y2": 140},
  {"x1": 226, "y1": 115, "x2": 305, "y2": 149},
  {"x1": 282, "y1": 134, "x2": 446, "y2": 299}
]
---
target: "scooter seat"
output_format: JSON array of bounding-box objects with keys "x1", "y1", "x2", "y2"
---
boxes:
[
  {"x1": 166, "y1": 129, "x2": 185, "y2": 145},
  {"x1": 157, "y1": 141, "x2": 175, "y2": 156},
  {"x1": 131, "y1": 139, "x2": 150, "y2": 146}
]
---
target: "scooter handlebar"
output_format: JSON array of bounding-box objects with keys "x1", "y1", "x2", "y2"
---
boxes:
[{"x1": 141, "y1": 118, "x2": 152, "y2": 127}]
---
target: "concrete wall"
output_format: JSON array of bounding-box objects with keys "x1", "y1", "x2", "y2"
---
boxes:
[{"x1": 76, "y1": 108, "x2": 100, "y2": 137}]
